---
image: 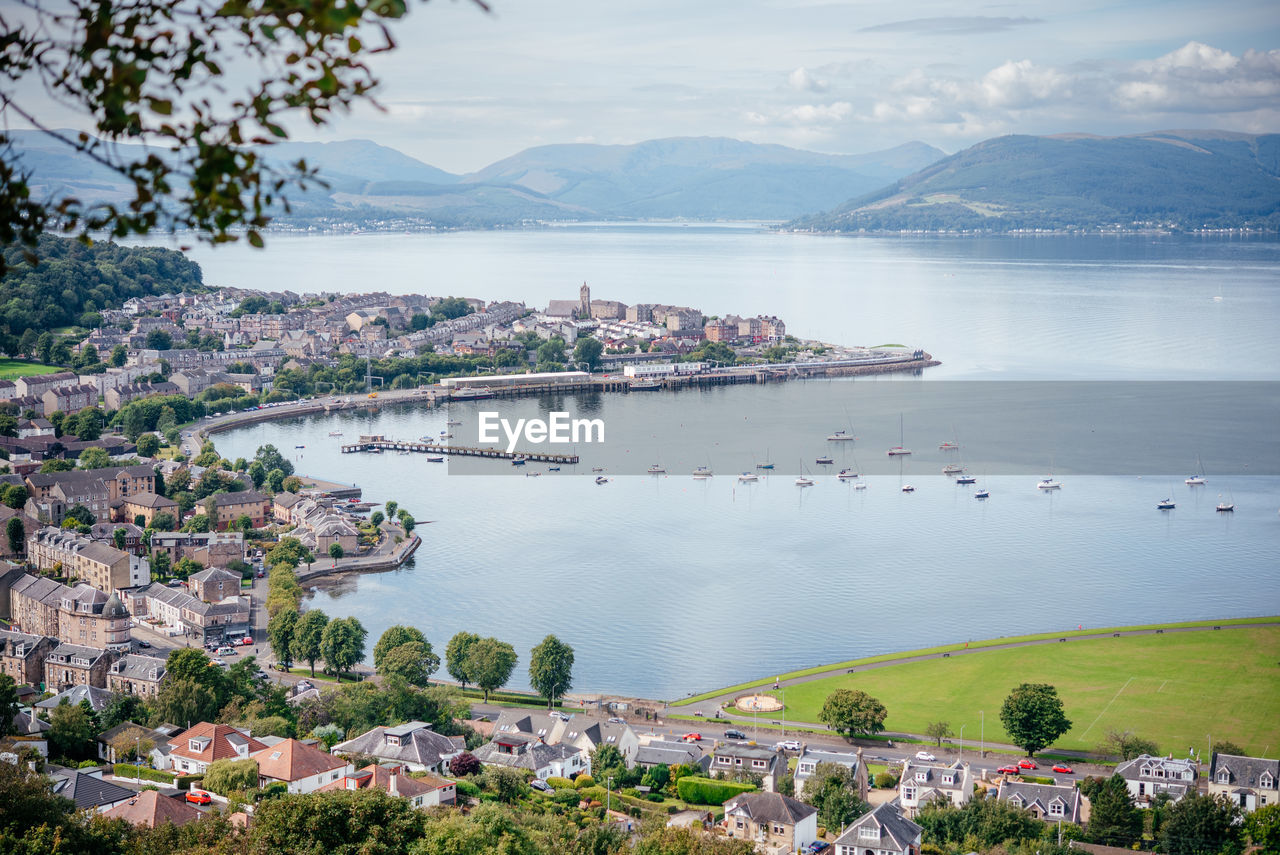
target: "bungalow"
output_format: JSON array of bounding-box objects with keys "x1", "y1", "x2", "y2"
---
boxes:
[
  {"x1": 47, "y1": 765, "x2": 137, "y2": 813},
  {"x1": 722, "y1": 791, "x2": 818, "y2": 852},
  {"x1": 332, "y1": 721, "x2": 465, "y2": 775},
  {"x1": 251, "y1": 738, "x2": 350, "y2": 794},
  {"x1": 832, "y1": 801, "x2": 924, "y2": 855},
  {"x1": 709, "y1": 742, "x2": 783, "y2": 792},
  {"x1": 635, "y1": 739, "x2": 707, "y2": 771},
  {"x1": 36, "y1": 684, "x2": 116, "y2": 714},
  {"x1": 168, "y1": 722, "x2": 267, "y2": 775},
  {"x1": 102, "y1": 789, "x2": 203, "y2": 828},
  {"x1": 1207, "y1": 752, "x2": 1278, "y2": 812},
  {"x1": 997, "y1": 780, "x2": 1084, "y2": 823},
  {"x1": 317, "y1": 763, "x2": 457, "y2": 808},
  {"x1": 794, "y1": 746, "x2": 868, "y2": 800},
  {"x1": 1115, "y1": 754, "x2": 1198, "y2": 806},
  {"x1": 472, "y1": 732, "x2": 590, "y2": 780},
  {"x1": 96, "y1": 721, "x2": 171, "y2": 765},
  {"x1": 491, "y1": 710, "x2": 639, "y2": 767},
  {"x1": 898, "y1": 760, "x2": 973, "y2": 816}
]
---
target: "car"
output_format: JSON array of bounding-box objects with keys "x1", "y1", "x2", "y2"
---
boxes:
[
  {"x1": 135, "y1": 639, "x2": 151, "y2": 648},
  {"x1": 776, "y1": 740, "x2": 802, "y2": 751},
  {"x1": 915, "y1": 751, "x2": 937, "y2": 761},
  {"x1": 530, "y1": 779, "x2": 552, "y2": 792},
  {"x1": 997, "y1": 765, "x2": 1021, "y2": 775},
  {"x1": 296, "y1": 680, "x2": 314, "y2": 692},
  {"x1": 255, "y1": 570, "x2": 265, "y2": 578},
  {"x1": 255, "y1": 670, "x2": 269, "y2": 680},
  {"x1": 550, "y1": 711, "x2": 570, "y2": 722},
  {"x1": 215, "y1": 646, "x2": 236, "y2": 656},
  {"x1": 724, "y1": 729, "x2": 747, "y2": 740},
  {"x1": 1018, "y1": 759, "x2": 1039, "y2": 770},
  {"x1": 681, "y1": 732, "x2": 702, "y2": 743},
  {"x1": 240, "y1": 636, "x2": 254, "y2": 646},
  {"x1": 608, "y1": 717, "x2": 625, "y2": 724},
  {"x1": 167, "y1": 579, "x2": 184, "y2": 587},
  {"x1": 806, "y1": 842, "x2": 832, "y2": 854},
  {"x1": 186, "y1": 790, "x2": 212, "y2": 805},
  {"x1": 1052, "y1": 764, "x2": 1074, "y2": 774}
]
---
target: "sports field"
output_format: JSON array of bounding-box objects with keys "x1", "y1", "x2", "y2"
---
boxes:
[
  {"x1": 760, "y1": 626, "x2": 1280, "y2": 756},
  {"x1": 0, "y1": 358, "x2": 60, "y2": 379}
]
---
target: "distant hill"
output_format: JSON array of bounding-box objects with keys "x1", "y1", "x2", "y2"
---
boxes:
[
  {"x1": 796, "y1": 131, "x2": 1280, "y2": 232},
  {"x1": 6, "y1": 131, "x2": 944, "y2": 226}
]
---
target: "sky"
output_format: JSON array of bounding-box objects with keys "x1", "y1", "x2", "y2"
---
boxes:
[{"x1": 11, "y1": 0, "x2": 1280, "y2": 174}]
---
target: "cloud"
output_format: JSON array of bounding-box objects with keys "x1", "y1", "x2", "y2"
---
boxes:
[
  {"x1": 1114, "y1": 43, "x2": 1280, "y2": 112},
  {"x1": 746, "y1": 101, "x2": 852, "y2": 127},
  {"x1": 787, "y1": 67, "x2": 827, "y2": 93},
  {"x1": 859, "y1": 16, "x2": 1043, "y2": 35}
]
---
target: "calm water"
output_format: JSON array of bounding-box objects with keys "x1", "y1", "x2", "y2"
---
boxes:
[{"x1": 199, "y1": 229, "x2": 1280, "y2": 699}]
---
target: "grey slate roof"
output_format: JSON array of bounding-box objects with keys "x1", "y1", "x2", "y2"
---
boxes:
[
  {"x1": 472, "y1": 739, "x2": 582, "y2": 773},
  {"x1": 48, "y1": 766, "x2": 136, "y2": 810},
  {"x1": 636, "y1": 740, "x2": 703, "y2": 768},
  {"x1": 997, "y1": 780, "x2": 1084, "y2": 823},
  {"x1": 36, "y1": 684, "x2": 117, "y2": 712},
  {"x1": 332, "y1": 722, "x2": 464, "y2": 768},
  {"x1": 1210, "y1": 753, "x2": 1279, "y2": 789},
  {"x1": 834, "y1": 801, "x2": 923, "y2": 851},
  {"x1": 724, "y1": 791, "x2": 816, "y2": 826},
  {"x1": 108, "y1": 653, "x2": 167, "y2": 683}
]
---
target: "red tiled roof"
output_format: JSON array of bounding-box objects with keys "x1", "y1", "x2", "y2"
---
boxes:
[
  {"x1": 252, "y1": 738, "x2": 346, "y2": 782},
  {"x1": 102, "y1": 790, "x2": 203, "y2": 827},
  {"x1": 315, "y1": 763, "x2": 451, "y2": 799},
  {"x1": 169, "y1": 722, "x2": 267, "y2": 764}
]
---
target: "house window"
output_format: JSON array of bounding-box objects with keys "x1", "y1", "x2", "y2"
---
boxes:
[
  {"x1": 752, "y1": 759, "x2": 767, "y2": 769},
  {"x1": 915, "y1": 771, "x2": 926, "y2": 782},
  {"x1": 903, "y1": 787, "x2": 916, "y2": 800},
  {"x1": 718, "y1": 757, "x2": 732, "y2": 765},
  {"x1": 735, "y1": 820, "x2": 744, "y2": 830},
  {"x1": 1260, "y1": 773, "x2": 1274, "y2": 788},
  {"x1": 858, "y1": 826, "x2": 879, "y2": 840},
  {"x1": 1217, "y1": 771, "x2": 1231, "y2": 784},
  {"x1": 1049, "y1": 803, "x2": 1064, "y2": 817}
]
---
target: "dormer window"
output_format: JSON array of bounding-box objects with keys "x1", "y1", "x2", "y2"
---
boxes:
[
  {"x1": 536, "y1": 728, "x2": 547, "y2": 737},
  {"x1": 1261, "y1": 773, "x2": 1274, "y2": 788},
  {"x1": 942, "y1": 774, "x2": 954, "y2": 785},
  {"x1": 915, "y1": 771, "x2": 926, "y2": 782},
  {"x1": 858, "y1": 826, "x2": 880, "y2": 840},
  {"x1": 1216, "y1": 770, "x2": 1231, "y2": 784},
  {"x1": 1010, "y1": 796, "x2": 1023, "y2": 807},
  {"x1": 386, "y1": 734, "x2": 400, "y2": 746}
]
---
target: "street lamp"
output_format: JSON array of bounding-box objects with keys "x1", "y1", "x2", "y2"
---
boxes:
[
  {"x1": 980, "y1": 711, "x2": 984, "y2": 759},
  {"x1": 607, "y1": 775, "x2": 613, "y2": 815},
  {"x1": 959, "y1": 723, "x2": 966, "y2": 764}
]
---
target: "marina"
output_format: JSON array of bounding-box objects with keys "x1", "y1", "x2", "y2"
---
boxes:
[{"x1": 339, "y1": 434, "x2": 580, "y2": 464}]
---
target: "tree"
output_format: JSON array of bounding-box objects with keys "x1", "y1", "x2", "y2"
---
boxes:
[
  {"x1": 48, "y1": 700, "x2": 96, "y2": 761},
  {"x1": 320, "y1": 616, "x2": 367, "y2": 677},
  {"x1": 449, "y1": 751, "x2": 482, "y2": 777},
  {"x1": 203, "y1": 758, "x2": 260, "y2": 796},
  {"x1": 397, "y1": 509, "x2": 415, "y2": 534},
  {"x1": 5, "y1": 517, "x2": 24, "y2": 555},
  {"x1": 111, "y1": 528, "x2": 126, "y2": 551},
  {"x1": 1244, "y1": 803, "x2": 1280, "y2": 853},
  {"x1": 292, "y1": 609, "x2": 329, "y2": 677},
  {"x1": 110, "y1": 345, "x2": 127, "y2": 367},
  {"x1": 914, "y1": 797, "x2": 1045, "y2": 850},
  {"x1": 573, "y1": 336, "x2": 604, "y2": 371},
  {"x1": 818, "y1": 689, "x2": 888, "y2": 739},
  {"x1": 1159, "y1": 794, "x2": 1242, "y2": 855},
  {"x1": 1099, "y1": 728, "x2": 1159, "y2": 760},
  {"x1": 99, "y1": 694, "x2": 147, "y2": 732},
  {"x1": 379, "y1": 642, "x2": 439, "y2": 687},
  {"x1": 999, "y1": 683, "x2": 1072, "y2": 757},
  {"x1": 384, "y1": 500, "x2": 398, "y2": 520},
  {"x1": 136, "y1": 433, "x2": 160, "y2": 457},
  {"x1": 62, "y1": 503, "x2": 96, "y2": 526},
  {"x1": 369, "y1": 510, "x2": 384, "y2": 527},
  {"x1": 149, "y1": 511, "x2": 176, "y2": 531},
  {"x1": 925, "y1": 721, "x2": 954, "y2": 747},
  {"x1": 467, "y1": 637, "x2": 518, "y2": 703},
  {"x1": 76, "y1": 447, "x2": 112, "y2": 470},
  {"x1": 590, "y1": 743, "x2": 628, "y2": 786},
  {"x1": 537, "y1": 337, "x2": 567, "y2": 365},
  {"x1": 0, "y1": 675, "x2": 18, "y2": 738},
  {"x1": 373, "y1": 626, "x2": 428, "y2": 670},
  {"x1": 1081, "y1": 775, "x2": 1143, "y2": 847},
  {"x1": 251, "y1": 789, "x2": 431, "y2": 855},
  {"x1": 802, "y1": 762, "x2": 870, "y2": 831},
  {"x1": 247, "y1": 460, "x2": 267, "y2": 489},
  {"x1": 1212, "y1": 739, "x2": 1246, "y2": 756},
  {"x1": 255, "y1": 444, "x2": 295, "y2": 478},
  {"x1": 144, "y1": 329, "x2": 173, "y2": 351},
  {"x1": 528, "y1": 634, "x2": 574, "y2": 709},
  {"x1": 268, "y1": 608, "x2": 298, "y2": 669},
  {"x1": 446, "y1": 631, "x2": 481, "y2": 690},
  {"x1": 2, "y1": 484, "x2": 28, "y2": 509},
  {"x1": 328, "y1": 542, "x2": 344, "y2": 562}
]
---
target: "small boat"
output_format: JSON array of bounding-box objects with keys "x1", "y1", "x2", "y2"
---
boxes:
[
  {"x1": 692, "y1": 465, "x2": 713, "y2": 479},
  {"x1": 647, "y1": 464, "x2": 666, "y2": 474},
  {"x1": 595, "y1": 476, "x2": 609, "y2": 485},
  {"x1": 547, "y1": 465, "x2": 560, "y2": 471},
  {"x1": 1157, "y1": 498, "x2": 1176, "y2": 509},
  {"x1": 629, "y1": 378, "x2": 662, "y2": 391},
  {"x1": 975, "y1": 488, "x2": 990, "y2": 499},
  {"x1": 511, "y1": 456, "x2": 526, "y2": 466},
  {"x1": 295, "y1": 445, "x2": 305, "y2": 449},
  {"x1": 1038, "y1": 478, "x2": 1062, "y2": 490},
  {"x1": 1186, "y1": 456, "x2": 1206, "y2": 485},
  {"x1": 888, "y1": 414, "x2": 912, "y2": 456},
  {"x1": 756, "y1": 462, "x2": 775, "y2": 470},
  {"x1": 738, "y1": 471, "x2": 759, "y2": 483},
  {"x1": 956, "y1": 472, "x2": 977, "y2": 484},
  {"x1": 426, "y1": 456, "x2": 444, "y2": 463},
  {"x1": 837, "y1": 468, "x2": 860, "y2": 480},
  {"x1": 942, "y1": 463, "x2": 963, "y2": 475},
  {"x1": 815, "y1": 456, "x2": 834, "y2": 465},
  {"x1": 526, "y1": 472, "x2": 540, "y2": 478},
  {"x1": 418, "y1": 436, "x2": 435, "y2": 444},
  {"x1": 826, "y1": 430, "x2": 854, "y2": 442},
  {"x1": 795, "y1": 476, "x2": 814, "y2": 487},
  {"x1": 591, "y1": 467, "x2": 605, "y2": 473},
  {"x1": 939, "y1": 440, "x2": 959, "y2": 451},
  {"x1": 328, "y1": 431, "x2": 343, "y2": 437},
  {"x1": 450, "y1": 385, "x2": 493, "y2": 400},
  {"x1": 901, "y1": 484, "x2": 915, "y2": 493},
  {"x1": 446, "y1": 419, "x2": 462, "y2": 426},
  {"x1": 1216, "y1": 493, "x2": 1234, "y2": 512},
  {"x1": 854, "y1": 482, "x2": 868, "y2": 490}
]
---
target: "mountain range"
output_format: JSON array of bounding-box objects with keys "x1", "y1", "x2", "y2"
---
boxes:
[{"x1": 8, "y1": 129, "x2": 1279, "y2": 231}]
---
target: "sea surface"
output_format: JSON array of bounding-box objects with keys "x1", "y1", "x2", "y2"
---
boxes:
[{"x1": 197, "y1": 227, "x2": 1280, "y2": 699}]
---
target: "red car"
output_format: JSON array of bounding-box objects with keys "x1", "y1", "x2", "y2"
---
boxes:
[
  {"x1": 681, "y1": 732, "x2": 702, "y2": 743},
  {"x1": 185, "y1": 790, "x2": 212, "y2": 805},
  {"x1": 997, "y1": 765, "x2": 1021, "y2": 775},
  {"x1": 1018, "y1": 759, "x2": 1039, "y2": 770},
  {"x1": 1052, "y1": 764, "x2": 1074, "y2": 774}
]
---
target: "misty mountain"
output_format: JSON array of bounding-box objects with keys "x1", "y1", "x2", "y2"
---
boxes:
[{"x1": 797, "y1": 130, "x2": 1280, "y2": 232}]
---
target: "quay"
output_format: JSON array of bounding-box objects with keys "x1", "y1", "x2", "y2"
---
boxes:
[{"x1": 340, "y1": 436, "x2": 579, "y2": 464}]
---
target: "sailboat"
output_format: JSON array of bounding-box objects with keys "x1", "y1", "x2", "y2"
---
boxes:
[
  {"x1": 795, "y1": 460, "x2": 815, "y2": 487},
  {"x1": 887, "y1": 414, "x2": 912, "y2": 456},
  {"x1": 756, "y1": 449, "x2": 775, "y2": 470},
  {"x1": 1157, "y1": 498, "x2": 1176, "y2": 510},
  {"x1": 956, "y1": 472, "x2": 977, "y2": 485},
  {"x1": 826, "y1": 430, "x2": 854, "y2": 442},
  {"x1": 647, "y1": 463, "x2": 666, "y2": 474},
  {"x1": 1038, "y1": 456, "x2": 1062, "y2": 490},
  {"x1": 974, "y1": 487, "x2": 990, "y2": 499},
  {"x1": 737, "y1": 470, "x2": 759, "y2": 483},
  {"x1": 692, "y1": 463, "x2": 713, "y2": 479},
  {"x1": 1185, "y1": 456, "x2": 1206, "y2": 486},
  {"x1": 1216, "y1": 492, "x2": 1235, "y2": 512},
  {"x1": 815, "y1": 455, "x2": 834, "y2": 465}
]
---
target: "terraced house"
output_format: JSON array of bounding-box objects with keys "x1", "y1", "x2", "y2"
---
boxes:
[
  {"x1": 8, "y1": 575, "x2": 132, "y2": 650},
  {"x1": 0, "y1": 628, "x2": 56, "y2": 686},
  {"x1": 1208, "y1": 752, "x2": 1279, "y2": 812},
  {"x1": 1116, "y1": 754, "x2": 1198, "y2": 806},
  {"x1": 45, "y1": 642, "x2": 114, "y2": 691},
  {"x1": 26, "y1": 527, "x2": 147, "y2": 592}
]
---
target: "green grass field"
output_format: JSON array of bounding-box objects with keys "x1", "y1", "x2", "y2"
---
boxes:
[
  {"x1": 0, "y1": 358, "x2": 61, "y2": 379},
  {"x1": 759, "y1": 626, "x2": 1279, "y2": 757}
]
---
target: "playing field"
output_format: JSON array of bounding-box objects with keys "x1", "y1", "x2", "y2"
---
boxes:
[
  {"x1": 771, "y1": 626, "x2": 1280, "y2": 756},
  {"x1": 0, "y1": 359, "x2": 61, "y2": 379}
]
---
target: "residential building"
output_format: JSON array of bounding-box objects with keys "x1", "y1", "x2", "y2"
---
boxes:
[
  {"x1": 634, "y1": 739, "x2": 707, "y2": 771},
  {"x1": 148, "y1": 530, "x2": 245, "y2": 568},
  {"x1": 106, "y1": 653, "x2": 168, "y2": 698},
  {"x1": 1115, "y1": 754, "x2": 1198, "y2": 806},
  {"x1": 0, "y1": 629, "x2": 57, "y2": 687},
  {"x1": 832, "y1": 801, "x2": 923, "y2": 855},
  {"x1": 709, "y1": 742, "x2": 784, "y2": 792},
  {"x1": 472, "y1": 732, "x2": 590, "y2": 780},
  {"x1": 26, "y1": 527, "x2": 139, "y2": 592},
  {"x1": 89, "y1": 522, "x2": 146, "y2": 556},
  {"x1": 24, "y1": 464, "x2": 156, "y2": 526},
  {"x1": 42, "y1": 384, "x2": 100, "y2": 417},
  {"x1": 251, "y1": 738, "x2": 350, "y2": 794},
  {"x1": 1207, "y1": 752, "x2": 1278, "y2": 812},
  {"x1": 317, "y1": 763, "x2": 457, "y2": 808},
  {"x1": 272, "y1": 491, "x2": 302, "y2": 523},
  {"x1": 664, "y1": 308, "x2": 704, "y2": 332},
  {"x1": 115, "y1": 492, "x2": 179, "y2": 528},
  {"x1": 491, "y1": 710, "x2": 640, "y2": 767},
  {"x1": 102, "y1": 789, "x2": 203, "y2": 828},
  {"x1": 103, "y1": 380, "x2": 179, "y2": 411},
  {"x1": 188, "y1": 567, "x2": 242, "y2": 603},
  {"x1": 15, "y1": 372, "x2": 79, "y2": 399},
  {"x1": 898, "y1": 760, "x2": 973, "y2": 816},
  {"x1": 206, "y1": 491, "x2": 272, "y2": 530},
  {"x1": 997, "y1": 780, "x2": 1084, "y2": 823},
  {"x1": 130, "y1": 582, "x2": 250, "y2": 645},
  {"x1": 721, "y1": 792, "x2": 818, "y2": 852},
  {"x1": 794, "y1": 746, "x2": 868, "y2": 800},
  {"x1": 45, "y1": 642, "x2": 114, "y2": 691},
  {"x1": 168, "y1": 722, "x2": 268, "y2": 775},
  {"x1": 97, "y1": 721, "x2": 172, "y2": 765},
  {"x1": 332, "y1": 722, "x2": 465, "y2": 775},
  {"x1": 9, "y1": 576, "x2": 131, "y2": 650},
  {"x1": 36, "y1": 684, "x2": 116, "y2": 714},
  {"x1": 704, "y1": 319, "x2": 738, "y2": 342},
  {"x1": 48, "y1": 765, "x2": 136, "y2": 813}
]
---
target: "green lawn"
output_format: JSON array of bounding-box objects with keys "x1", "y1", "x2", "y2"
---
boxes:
[
  {"x1": 762, "y1": 626, "x2": 1280, "y2": 757},
  {"x1": 0, "y1": 358, "x2": 61, "y2": 379}
]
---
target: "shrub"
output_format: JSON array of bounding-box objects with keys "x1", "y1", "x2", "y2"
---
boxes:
[
  {"x1": 546, "y1": 776, "x2": 574, "y2": 789},
  {"x1": 874, "y1": 771, "x2": 899, "y2": 788},
  {"x1": 667, "y1": 805, "x2": 679, "y2": 815},
  {"x1": 202, "y1": 758, "x2": 259, "y2": 795},
  {"x1": 113, "y1": 763, "x2": 176, "y2": 785},
  {"x1": 676, "y1": 776, "x2": 757, "y2": 806},
  {"x1": 574, "y1": 774, "x2": 596, "y2": 789},
  {"x1": 553, "y1": 788, "x2": 579, "y2": 805},
  {"x1": 455, "y1": 780, "x2": 481, "y2": 800}
]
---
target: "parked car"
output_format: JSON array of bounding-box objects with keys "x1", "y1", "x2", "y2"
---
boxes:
[
  {"x1": 776, "y1": 740, "x2": 802, "y2": 752},
  {"x1": 186, "y1": 790, "x2": 212, "y2": 805},
  {"x1": 997, "y1": 764, "x2": 1021, "y2": 775},
  {"x1": 681, "y1": 732, "x2": 702, "y2": 743},
  {"x1": 215, "y1": 646, "x2": 236, "y2": 657},
  {"x1": 1052, "y1": 764, "x2": 1074, "y2": 774},
  {"x1": 239, "y1": 636, "x2": 253, "y2": 646},
  {"x1": 724, "y1": 729, "x2": 747, "y2": 741},
  {"x1": 530, "y1": 779, "x2": 552, "y2": 792},
  {"x1": 915, "y1": 751, "x2": 937, "y2": 761},
  {"x1": 607, "y1": 717, "x2": 625, "y2": 724},
  {"x1": 1018, "y1": 759, "x2": 1039, "y2": 770},
  {"x1": 807, "y1": 842, "x2": 831, "y2": 854},
  {"x1": 135, "y1": 639, "x2": 151, "y2": 648}
]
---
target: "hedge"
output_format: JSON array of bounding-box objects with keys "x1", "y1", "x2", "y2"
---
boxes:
[
  {"x1": 113, "y1": 764, "x2": 176, "y2": 785},
  {"x1": 574, "y1": 775, "x2": 595, "y2": 789},
  {"x1": 546, "y1": 776, "x2": 574, "y2": 790},
  {"x1": 676, "y1": 776, "x2": 758, "y2": 806},
  {"x1": 455, "y1": 781, "x2": 481, "y2": 799}
]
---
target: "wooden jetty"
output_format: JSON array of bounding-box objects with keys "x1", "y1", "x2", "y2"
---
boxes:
[{"x1": 340, "y1": 437, "x2": 578, "y2": 464}]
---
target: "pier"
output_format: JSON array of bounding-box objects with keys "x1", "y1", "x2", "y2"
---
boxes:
[{"x1": 340, "y1": 437, "x2": 579, "y2": 464}]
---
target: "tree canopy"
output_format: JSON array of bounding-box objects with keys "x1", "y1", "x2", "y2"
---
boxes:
[
  {"x1": 818, "y1": 688, "x2": 888, "y2": 739},
  {"x1": 999, "y1": 682, "x2": 1072, "y2": 757},
  {"x1": 528, "y1": 634, "x2": 574, "y2": 709}
]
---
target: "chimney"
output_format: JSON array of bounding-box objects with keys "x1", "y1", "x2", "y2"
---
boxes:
[{"x1": 389, "y1": 772, "x2": 398, "y2": 797}]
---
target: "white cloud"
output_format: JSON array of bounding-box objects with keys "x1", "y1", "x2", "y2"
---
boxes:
[
  {"x1": 787, "y1": 67, "x2": 827, "y2": 93},
  {"x1": 746, "y1": 101, "x2": 852, "y2": 127}
]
